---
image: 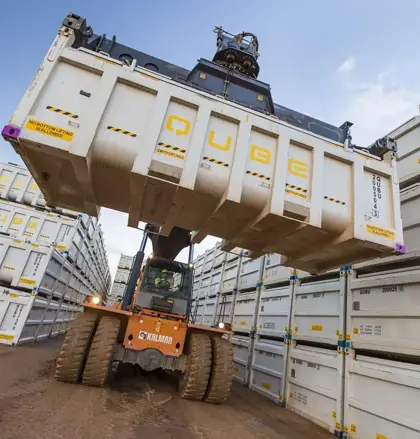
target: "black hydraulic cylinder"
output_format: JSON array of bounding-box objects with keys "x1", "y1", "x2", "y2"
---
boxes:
[{"x1": 121, "y1": 228, "x2": 149, "y2": 310}]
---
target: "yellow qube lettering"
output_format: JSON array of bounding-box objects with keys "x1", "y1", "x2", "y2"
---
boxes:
[
  {"x1": 28, "y1": 222, "x2": 37, "y2": 229},
  {"x1": 288, "y1": 158, "x2": 308, "y2": 179},
  {"x1": 250, "y1": 145, "x2": 271, "y2": 164},
  {"x1": 13, "y1": 218, "x2": 22, "y2": 225},
  {"x1": 208, "y1": 130, "x2": 231, "y2": 151},
  {"x1": 165, "y1": 115, "x2": 191, "y2": 136}
]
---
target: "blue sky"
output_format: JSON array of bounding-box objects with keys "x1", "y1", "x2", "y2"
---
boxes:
[{"x1": 1, "y1": 0, "x2": 420, "y2": 277}]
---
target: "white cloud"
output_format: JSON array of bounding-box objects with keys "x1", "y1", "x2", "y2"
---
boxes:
[
  {"x1": 338, "y1": 70, "x2": 420, "y2": 145},
  {"x1": 338, "y1": 56, "x2": 356, "y2": 74}
]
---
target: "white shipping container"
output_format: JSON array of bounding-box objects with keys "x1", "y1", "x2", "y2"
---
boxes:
[
  {"x1": 4, "y1": 23, "x2": 404, "y2": 273},
  {"x1": 232, "y1": 335, "x2": 250, "y2": 384},
  {"x1": 287, "y1": 345, "x2": 343, "y2": 435},
  {"x1": 250, "y1": 339, "x2": 285, "y2": 403},
  {"x1": 344, "y1": 355, "x2": 420, "y2": 439},
  {"x1": 198, "y1": 274, "x2": 210, "y2": 299},
  {"x1": 114, "y1": 268, "x2": 130, "y2": 284},
  {"x1": 202, "y1": 299, "x2": 216, "y2": 327},
  {"x1": 0, "y1": 237, "x2": 54, "y2": 290},
  {"x1": 215, "y1": 295, "x2": 232, "y2": 325},
  {"x1": 0, "y1": 288, "x2": 35, "y2": 345},
  {"x1": 194, "y1": 302, "x2": 205, "y2": 324},
  {"x1": 0, "y1": 199, "x2": 79, "y2": 249},
  {"x1": 221, "y1": 258, "x2": 240, "y2": 293},
  {"x1": 208, "y1": 268, "x2": 222, "y2": 297},
  {"x1": 0, "y1": 162, "x2": 45, "y2": 207},
  {"x1": 400, "y1": 184, "x2": 420, "y2": 253},
  {"x1": 263, "y1": 253, "x2": 291, "y2": 286},
  {"x1": 233, "y1": 291, "x2": 257, "y2": 334},
  {"x1": 257, "y1": 285, "x2": 291, "y2": 339},
  {"x1": 213, "y1": 245, "x2": 226, "y2": 268},
  {"x1": 226, "y1": 248, "x2": 242, "y2": 262},
  {"x1": 388, "y1": 114, "x2": 420, "y2": 185},
  {"x1": 111, "y1": 282, "x2": 126, "y2": 299},
  {"x1": 118, "y1": 253, "x2": 134, "y2": 270},
  {"x1": 239, "y1": 257, "x2": 263, "y2": 291},
  {"x1": 348, "y1": 267, "x2": 420, "y2": 356},
  {"x1": 203, "y1": 248, "x2": 215, "y2": 273},
  {"x1": 293, "y1": 276, "x2": 345, "y2": 345}
]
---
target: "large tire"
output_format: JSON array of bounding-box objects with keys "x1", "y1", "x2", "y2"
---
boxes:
[
  {"x1": 179, "y1": 333, "x2": 212, "y2": 401},
  {"x1": 54, "y1": 312, "x2": 97, "y2": 383},
  {"x1": 82, "y1": 316, "x2": 121, "y2": 387},
  {"x1": 204, "y1": 337, "x2": 234, "y2": 404}
]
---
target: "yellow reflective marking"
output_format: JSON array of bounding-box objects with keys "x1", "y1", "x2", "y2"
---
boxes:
[
  {"x1": 286, "y1": 189, "x2": 308, "y2": 200},
  {"x1": 165, "y1": 114, "x2": 191, "y2": 136},
  {"x1": 351, "y1": 424, "x2": 356, "y2": 432},
  {"x1": 157, "y1": 148, "x2": 184, "y2": 160},
  {"x1": 208, "y1": 130, "x2": 232, "y2": 151},
  {"x1": 332, "y1": 411, "x2": 336, "y2": 418},
  {"x1": 250, "y1": 144, "x2": 271, "y2": 164},
  {"x1": 55, "y1": 245, "x2": 68, "y2": 250},
  {"x1": 0, "y1": 334, "x2": 14, "y2": 341},
  {"x1": 240, "y1": 321, "x2": 246, "y2": 326},
  {"x1": 261, "y1": 382, "x2": 270, "y2": 390},
  {"x1": 19, "y1": 278, "x2": 36, "y2": 285},
  {"x1": 25, "y1": 119, "x2": 74, "y2": 142},
  {"x1": 366, "y1": 224, "x2": 395, "y2": 240},
  {"x1": 311, "y1": 324, "x2": 323, "y2": 331}
]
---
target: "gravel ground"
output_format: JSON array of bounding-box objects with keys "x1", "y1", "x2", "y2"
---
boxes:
[{"x1": 0, "y1": 338, "x2": 332, "y2": 439}]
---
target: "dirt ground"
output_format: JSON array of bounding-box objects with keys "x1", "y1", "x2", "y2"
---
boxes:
[{"x1": 0, "y1": 338, "x2": 332, "y2": 439}]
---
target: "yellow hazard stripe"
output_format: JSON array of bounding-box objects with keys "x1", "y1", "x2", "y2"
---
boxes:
[
  {"x1": 324, "y1": 196, "x2": 346, "y2": 205},
  {"x1": 158, "y1": 142, "x2": 186, "y2": 153},
  {"x1": 246, "y1": 170, "x2": 271, "y2": 181},
  {"x1": 46, "y1": 106, "x2": 78, "y2": 119},
  {"x1": 285, "y1": 183, "x2": 307, "y2": 193},
  {"x1": 107, "y1": 126, "x2": 137, "y2": 137},
  {"x1": 203, "y1": 156, "x2": 229, "y2": 167}
]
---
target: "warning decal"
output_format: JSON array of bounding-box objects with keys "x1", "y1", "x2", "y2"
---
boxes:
[
  {"x1": 157, "y1": 148, "x2": 184, "y2": 160},
  {"x1": 366, "y1": 224, "x2": 395, "y2": 240},
  {"x1": 25, "y1": 119, "x2": 74, "y2": 142},
  {"x1": 286, "y1": 188, "x2": 308, "y2": 200}
]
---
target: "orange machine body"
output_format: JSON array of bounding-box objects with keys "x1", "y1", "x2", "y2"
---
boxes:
[{"x1": 124, "y1": 309, "x2": 188, "y2": 357}]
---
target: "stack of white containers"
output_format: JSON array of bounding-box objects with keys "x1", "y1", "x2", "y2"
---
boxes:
[
  {"x1": 190, "y1": 112, "x2": 420, "y2": 439},
  {"x1": 107, "y1": 253, "x2": 134, "y2": 306},
  {"x1": 0, "y1": 162, "x2": 111, "y2": 346}
]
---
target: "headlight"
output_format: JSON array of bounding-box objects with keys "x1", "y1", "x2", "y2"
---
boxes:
[
  {"x1": 218, "y1": 322, "x2": 225, "y2": 329},
  {"x1": 92, "y1": 296, "x2": 100, "y2": 305},
  {"x1": 189, "y1": 263, "x2": 194, "y2": 268}
]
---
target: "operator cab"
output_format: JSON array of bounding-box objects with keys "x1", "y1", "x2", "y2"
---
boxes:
[{"x1": 137, "y1": 256, "x2": 193, "y2": 315}]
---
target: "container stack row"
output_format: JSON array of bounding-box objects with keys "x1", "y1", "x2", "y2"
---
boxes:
[
  {"x1": 0, "y1": 162, "x2": 111, "y2": 346},
  {"x1": 107, "y1": 253, "x2": 134, "y2": 306},
  {"x1": 192, "y1": 242, "x2": 420, "y2": 439},
  {"x1": 190, "y1": 111, "x2": 420, "y2": 439}
]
